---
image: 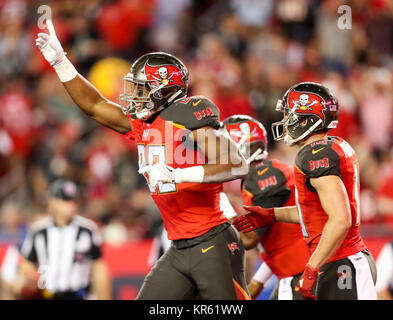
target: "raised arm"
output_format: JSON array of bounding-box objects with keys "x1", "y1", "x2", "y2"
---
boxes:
[
  {"x1": 63, "y1": 76, "x2": 130, "y2": 133},
  {"x1": 35, "y1": 19, "x2": 130, "y2": 134}
]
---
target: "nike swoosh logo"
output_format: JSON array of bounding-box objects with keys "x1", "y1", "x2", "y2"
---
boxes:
[
  {"x1": 201, "y1": 245, "x2": 215, "y2": 253},
  {"x1": 192, "y1": 99, "x2": 202, "y2": 106},
  {"x1": 257, "y1": 168, "x2": 269, "y2": 176},
  {"x1": 318, "y1": 271, "x2": 324, "y2": 276},
  {"x1": 312, "y1": 147, "x2": 325, "y2": 155}
]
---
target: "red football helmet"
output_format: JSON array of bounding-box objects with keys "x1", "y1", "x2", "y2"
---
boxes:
[
  {"x1": 120, "y1": 52, "x2": 189, "y2": 120},
  {"x1": 272, "y1": 82, "x2": 339, "y2": 146},
  {"x1": 221, "y1": 115, "x2": 268, "y2": 164}
]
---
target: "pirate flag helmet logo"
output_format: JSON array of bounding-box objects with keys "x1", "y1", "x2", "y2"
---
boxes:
[
  {"x1": 144, "y1": 64, "x2": 186, "y2": 88},
  {"x1": 221, "y1": 115, "x2": 269, "y2": 164},
  {"x1": 120, "y1": 52, "x2": 189, "y2": 120},
  {"x1": 272, "y1": 82, "x2": 339, "y2": 146}
]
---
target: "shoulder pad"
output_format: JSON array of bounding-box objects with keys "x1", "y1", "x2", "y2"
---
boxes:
[
  {"x1": 296, "y1": 139, "x2": 341, "y2": 178},
  {"x1": 161, "y1": 96, "x2": 221, "y2": 130},
  {"x1": 244, "y1": 160, "x2": 292, "y2": 208}
]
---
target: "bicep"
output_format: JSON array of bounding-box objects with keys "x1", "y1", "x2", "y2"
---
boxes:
[
  {"x1": 189, "y1": 126, "x2": 243, "y2": 164},
  {"x1": 188, "y1": 126, "x2": 223, "y2": 161},
  {"x1": 310, "y1": 175, "x2": 351, "y2": 222},
  {"x1": 63, "y1": 75, "x2": 130, "y2": 134},
  {"x1": 92, "y1": 100, "x2": 131, "y2": 134}
]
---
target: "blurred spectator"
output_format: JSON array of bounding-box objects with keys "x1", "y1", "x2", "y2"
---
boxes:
[
  {"x1": 376, "y1": 159, "x2": 393, "y2": 227},
  {"x1": 357, "y1": 67, "x2": 393, "y2": 152},
  {"x1": 95, "y1": 0, "x2": 155, "y2": 57},
  {"x1": 0, "y1": 202, "x2": 27, "y2": 245},
  {"x1": 230, "y1": 0, "x2": 274, "y2": 28},
  {"x1": 0, "y1": 0, "x2": 31, "y2": 81},
  {"x1": 316, "y1": 0, "x2": 353, "y2": 75},
  {"x1": 0, "y1": 0, "x2": 392, "y2": 262},
  {"x1": 323, "y1": 71, "x2": 359, "y2": 141}
]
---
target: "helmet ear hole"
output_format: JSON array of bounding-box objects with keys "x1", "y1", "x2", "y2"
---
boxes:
[{"x1": 300, "y1": 118, "x2": 308, "y2": 127}]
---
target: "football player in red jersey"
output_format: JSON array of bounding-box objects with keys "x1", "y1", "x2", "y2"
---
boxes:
[
  {"x1": 233, "y1": 82, "x2": 378, "y2": 300},
  {"x1": 222, "y1": 115, "x2": 310, "y2": 300},
  {"x1": 35, "y1": 20, "x2": 250, "y2": 300}
]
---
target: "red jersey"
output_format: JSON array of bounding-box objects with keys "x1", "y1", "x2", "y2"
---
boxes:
[
  {"x1": 127, "y1": 96, "x2": 227, "y2": 240},
  {"x1": 242, "y1": 159, "x2": 309, "y2": 279},
  {"x1": 294, "y1": 136, "x2": 366, "y2": 262}
]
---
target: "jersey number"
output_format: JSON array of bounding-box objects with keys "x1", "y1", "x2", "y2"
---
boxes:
[{"x1": 138, "y1": 144, "x2": 177, "y2": 194}]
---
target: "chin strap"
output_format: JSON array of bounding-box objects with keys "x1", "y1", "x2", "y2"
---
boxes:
[
  {"x1": 136, "y1": 89, "x2": 185, "y2": 120},
  {"x1": 285, "y1": 118, "x2": 322, "y2": 146},
  {"x1": 247, "y1": 148, "x2": 268, "y2": 165},
  {"x1": 167, "y1": 89, "x2": 184, "y2": 104}
]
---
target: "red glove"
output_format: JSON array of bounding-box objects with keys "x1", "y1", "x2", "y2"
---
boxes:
[
  {"x1": 298, "y1": 264, "x2": 319, "y2": 300},
  {"x1": 232, "y1": 206, "x2": 275, "y2": 233}
]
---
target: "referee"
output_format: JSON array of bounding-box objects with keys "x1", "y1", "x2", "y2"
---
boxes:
[{"x1": 16, "y1": 179, "x2": 111, "y2": 300}]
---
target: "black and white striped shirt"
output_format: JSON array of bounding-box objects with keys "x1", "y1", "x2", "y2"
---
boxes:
[{"x1": 20, "y1": 215, "x2": 102, "y2": 294}]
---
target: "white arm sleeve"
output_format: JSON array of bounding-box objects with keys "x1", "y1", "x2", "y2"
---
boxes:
[
  {"x1": 220, "y1": 192, "x2": 237, "y2": 219},
  {"x1": 252, "y1": 262, "x2": 273, "y2": 284}
]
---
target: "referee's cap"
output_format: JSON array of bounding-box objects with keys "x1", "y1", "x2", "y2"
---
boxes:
[{"x1": 49, "y1": 179, "x2": 78, "y2": 201}]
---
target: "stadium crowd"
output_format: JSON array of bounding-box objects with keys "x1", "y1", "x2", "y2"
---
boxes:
[{"x1": 0, "y1": 0, "x2": 392, "y2": 273}]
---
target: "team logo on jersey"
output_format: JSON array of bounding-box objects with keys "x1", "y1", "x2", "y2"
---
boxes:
[
  {"x1": 309, "y1": 157, "x2": 329, "y2": 171},
  {"x1": 227, "y1": 242, "x2": 239, "y2": 254},
  {"x1": 258, "y1": 175, "x2": 277, "y2": 191},
  {"x1": 288, "y1": 91, "x2": 329, "y2": 123},
  {"x1": 144, "y1": 63, "x2": 186, "y2": 88}
]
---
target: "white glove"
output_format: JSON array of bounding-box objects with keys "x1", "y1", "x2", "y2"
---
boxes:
[
  {"x1": 35, "y1": 19, "x2": 77, "y2": 82},
  {"x1": 139, "y1": 164, "x2": 175, "y2": 189},
  {"x1": 35, "y1": 19, "x2": 66, "y2": 67}
]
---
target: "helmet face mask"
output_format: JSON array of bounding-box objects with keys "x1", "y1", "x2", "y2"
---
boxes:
[
  {"x1": 120, "y1": 52, "x2": 189, "y2": 120},
  {"x1": 272, "y1": 82, "x2": 339, "y2": 146},
  {"x1": 120, "y1": 76, "x2": 155, "y2": 120}
]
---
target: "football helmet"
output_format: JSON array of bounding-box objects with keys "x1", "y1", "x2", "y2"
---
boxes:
[
  {"x1": 221, "y1": 115, "x2": 268, "y2": 164},
  {"x1": 120, "y1": 52, "x2": 189, "y2": 120},
  {"x1": 272, "y1": 82, "x2": 339, "y2": 146}
]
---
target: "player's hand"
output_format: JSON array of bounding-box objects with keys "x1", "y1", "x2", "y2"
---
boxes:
[
  {"x1": 232, "y1": 205, "x2": 275, "y2": 233},
  {"x1": 139, "y1": 164, "x2": 175, "y2": 189},
  {"x1": 297, "y1": 264, "x2": 318, "y2": 300},
  {"x1": 35, "y1": 19, "x2": 66, "y2": 67}
]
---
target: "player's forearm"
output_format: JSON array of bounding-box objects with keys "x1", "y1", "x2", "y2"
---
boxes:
[
  {"x1": 202, "y1": 159, "x2": 249, "y2": 183},
  {"x1": 274, "y1": 206, "x2": 300, "y2": 223},
  {"x1": 35, "y1": 20, "x2": 130, "y2": 134},
  {"x1": 171, "y1": 162, "x2": 248, "y2": 185},
  {"x1": 63, "y1": 74, "x2": 110, "y2": 118},
  {"x1": 308, "y1": 216, "x2": 350, "y2": 269},
  {"x1": 239, "y1": 231, "x2": 260, "y2": 250},
  {"x1": 184, "y1": 127, "x2": 248, "y2": 183}
]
